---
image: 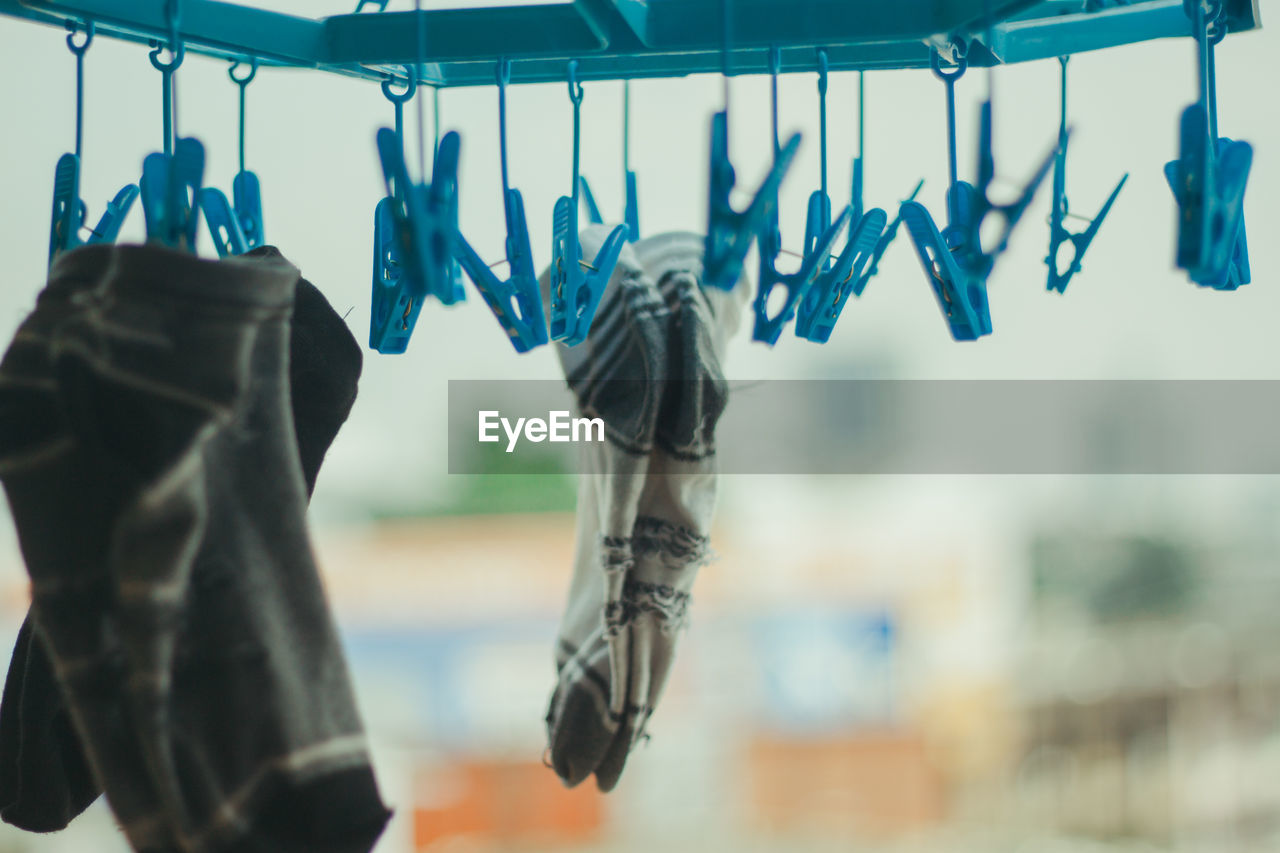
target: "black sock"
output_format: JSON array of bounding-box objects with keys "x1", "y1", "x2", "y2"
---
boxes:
[
  {"x1": 0, "y1": 245, "x2": 376, "y2": 848},
  {"x1": 0, "y1": 246, "x2": 119, "y2": 832}
]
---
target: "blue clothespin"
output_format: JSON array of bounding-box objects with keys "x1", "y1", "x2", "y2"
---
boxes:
[
  {"x1": 48, "y1": 22, "x2": 138, "y2": 267},
  {"x1": 705, "y1": 112, "x2": 799, "y2": 293},
  {"x1": 454, "y1": 59, "x2": 548, "y2": 354},
  {"x1": 901, "y1": 195, "x2": 991, "y2": 342},
  {"x1": 623, "y1": 80, "x2": 639, "y2": 242},
  {"x1": 854, "y1": 180, "x2": 922, "y2": 293},
  {"x1": 48, "y1": 154, "x2": 86, "y2": 266},
  {"x1": 141, "y1": 138, "x2": 205, "y2": 253},
  {"x1": 196, "y1": 59, "x2": 262, "y2": 259},
  {"x1": 793, "y1": 59, "x2": 891, "y2": 344},
  {"x1": 850, "y1": 71, "x2": 868, "y2": 225},
  {"x1": 90, "y1": 184, "x2": 139, "y2": 246},
  {"x1": 795, "y1": 209, "x2": 888, "y2": 344},
  {"x1": 549, "y1": 61, "x2": 628, "y2": 347},
  {"x1": 370, "y1": 124, "x2": 463, "y2": 354},
  {"x1": 198, "y1": 187, "x2": 248, "y2": 257},
  {"x1": 578, "y1": 175, "x2": 604, "y2": 225},
  {"x1": 902, "y1": 50, "x2": 1056, "y2": 341},
  {"x1": 705, "y1": 1, "x2": 798, "y2": 293},
  {"x1": 140, "y1": 21, "x2": 203, "y2": 254},
  {"x1": 229, "y1": 59, "x2": 265, "y2": 250},
  {"x1": 427, "y1": 89, "x2": 467, "y2": 307},
  {"x1": 899, "y1": 53, "x2": 990, "y2": 341},
  {"x1": 840, "y1": 70, "x2": 918, "y2": 299},
  {"x1": 1165, "y1": 1, "x2": 1251, "y2": 290},
  {"x1": 232, "y1": 172, "x2": 263, "y2": 249},
  {"x1": 753, "y1": 48, "x2": 852, "y2": 345},
  {"x1": 368, "y1": 64, "x2": 465, "y2": 354},
  {"x1": 1046, "y1": 57, "x2": 1127, "y2": 294},
  {"x1": 577, "y1": 80, "x2": 640, "y2": 243}
]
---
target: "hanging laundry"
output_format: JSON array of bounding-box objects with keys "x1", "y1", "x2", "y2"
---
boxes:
[
  {"x1": 0, "y1": 244, "x2": 388, "y2": 853},
  {"x1": 541, "y1": 228, "x2": 746, "y2": 791},
  {"x1": 0, "y1": 244, "x2": 366, "y2": 834}
]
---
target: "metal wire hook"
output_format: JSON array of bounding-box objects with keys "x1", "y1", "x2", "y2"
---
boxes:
[
  {"x1": 229, "y1": 57, "x2": 258, "y2": 87},
  {"x1": 149, "y1": 0, "x2": 184, "y2": 71},
  {"x1": 229, "y1": 57, "x2": 258, "y2": 174},
  {"x1": 567, "y1": 59, "x2": 583, "y2": 105},
  {"x1": 65, "y1": 19, "x2": 93, "y2": 55},
  {"x1": 381, "y1": 67, "x2": 417, "y2": 104},
  {"x1": 930, "y1": 45, "x2": 968, "y2": 82},
  {"x1": 1204, "y1": 0, "x2": 1228, "y2": 46},
  {"x1": 149, "y1": 41, "x2": 185, "y2": 71},
  {"x1": 65, "y1": 19, "x2": 94, "y2": 159}
]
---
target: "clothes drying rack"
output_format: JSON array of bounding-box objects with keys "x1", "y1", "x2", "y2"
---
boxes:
[
  {"x1": 1, "y1": 0, "x2": 1265, "y2": 355},
  {"x1": 0, "y1": 0, "x2": 1263, "y2": 87}
]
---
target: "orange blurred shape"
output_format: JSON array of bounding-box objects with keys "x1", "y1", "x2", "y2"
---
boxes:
[
  {"x1": 413, "y1": 759, "x2": 604, "y2": 851},
  {"x1": 746, "y1": 732, "x2": 945, "y2": 837}
]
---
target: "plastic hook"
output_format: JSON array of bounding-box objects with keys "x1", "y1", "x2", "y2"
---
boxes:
[
  {"x1": 567, "y1": 59, "x2": 583, "y2": 106},
  {"x1": 149, "y1": 0, "x2": 184, "y2": 71},
  {"x1": 929, "y1": 47, "x2": 967, "y2": 82},
  {"x1": 381, "y1": 69, "x2": 417, "y2": 105},
  {"x1": 148, "y1": 41, "x2": 185, "y2": 71},
  {"x1": 229, "y1": 57, "x2": 258, "y2": 87},
  {"x1": 65, "y1": 18, "x2": 93, "y2": 54}
]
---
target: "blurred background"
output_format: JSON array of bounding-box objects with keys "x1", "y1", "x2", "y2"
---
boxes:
[{"x1": 2, "y1": 1, "x2": 1280, "y2": 851}]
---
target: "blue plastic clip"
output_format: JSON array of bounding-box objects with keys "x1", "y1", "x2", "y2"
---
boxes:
[
  {"x1": 1163, "y1": 3, "x2": 1250, "y2": 290},
  {"x1": 227, "y1": 60, "x2": 265, "y2": 250},
  {"x1": 966, "y1": 100, "x2": 1059, "y2": 272},
  {"x1": 578, "y1": 175, "x2": 604, "y2": 225},
  {"x1": 899, "y1": 54, "x2": 989, "y2": 341},
  {"x1": 705, "y1": 111, "x2": 800, "y2": 293},
  {"x1": 577, "y1": 80, "x2": 639, "y2": 242},
  {"x1": 754, "y1": 194, "x2": 852, "y2": 346},
  {"x1": 429, "y1": 133, "x2": 467, "y2": 307},
  {"x1": 48, "y1": 155, "x2": 86, "y2": 266},
  {"x1": 454, "y1": 60, "x2": 548, "y2": 354},
  {"x1": 794, "y1": 208, "x2": 888, "y2": 344},
  {"x1": 624, "y1": 169, "x2": 640, "y2": 243},
  {"x1": 850, "y1": 71, "x2": 868, "y2": 226},
  {"x1": 902, "y1": 51, "x2": 1056, "y2": 341},
  {"x1": 92, "y1": 184, "x2": 140, "y2": 245},
  {"x1": 791, "y1": 56, "x2": 891, "y2": 344},
  {"x1": 369, "y1": 124, "x2": 463, "y2": 354},
  {"x1": 753, "y1": 49, "x2": 853, "y2": 345},
  {"x1": 1046, "y1": 57, "x2": 1127, "y2": 294},
  {"x1": 232, "y1": 170, "x2": 264, "y2": 250},
  {"x1": 1165, "y1": 115, "x2": 1251, "y2": 290},
  {"x1": 842, "y1": 71, "x2": 917, "y2": 298},
  {"x1": 623, "y1": 80, "x2": 639, "y2": 242},
  {"x1": 198, "y1": 187, "x2": 249, "y2": 258},
  {"x1": 140, "y1": 137, "x2": 205, "y2": 253},
  {"x1": 854, "y1": 180, "x2": 922, "y2": 293},
  {"x1": 47, "y1": 22, "x2": 139, "y2": 267},
  {"x1": 456, "y1": 191, "x2": 548, "y2": 354},
  {"x1": 901, "y1": 193, "x2": 990, "y2": 342},
  {"x1": 548, "y1": 61, "x2": 628, "y2": 347}
]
